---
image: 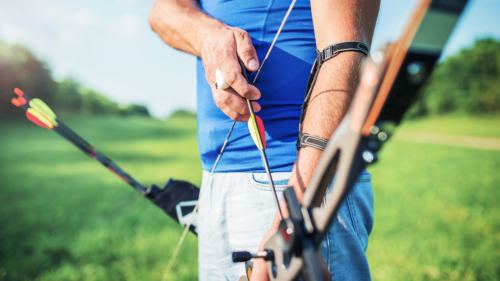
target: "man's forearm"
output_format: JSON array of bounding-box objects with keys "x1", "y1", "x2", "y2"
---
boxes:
[
  {"x1": 149, "y1": 0, "x2": 225, "y2": 57},
  {"x1": 289, "y1": 0, "x2": 380, "y2": 199}
]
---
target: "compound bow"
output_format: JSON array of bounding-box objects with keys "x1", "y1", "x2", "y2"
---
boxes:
[{"x1": 231, "y1": 0, "x2": 470, "y2": 280}]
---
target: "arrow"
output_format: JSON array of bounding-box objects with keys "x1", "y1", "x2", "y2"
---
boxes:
[
  {"x1": 214, "y1": 0, "x2": 297, "y2": 219},
  {"x1": 238, "y1": 59, "x2": 283, "y2": 219},
  {"x1": 217, "y1": 58, "x2": 284, "y2": 219},
  {"x1": 11, "y1": 88, "x2": 148, "y2": 194}
]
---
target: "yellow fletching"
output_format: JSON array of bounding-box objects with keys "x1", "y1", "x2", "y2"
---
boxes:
[
  {"x1": 27, "y1": 108, "x2": 55, "y2": 129},
  {"x1": 248, "y1": 114, "x2": 266, "y2": 150},
  {"x1": 29, "y1": 99, "x2": 58, "y2": 126}
]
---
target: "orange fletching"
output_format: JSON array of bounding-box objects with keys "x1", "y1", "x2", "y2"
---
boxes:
[
  {"x1": 18, "y1": 96, "x2": 27, "y2": 105},
  {"x1": 11, "y1": 98, "x2": 21, "y2": 107},
  {"x1": 26, "y1": 111, "x2": 52, "y2": 130},
  {"x1": 11, "y1": 96, "x2": 27, "y2": 107},
  {"x1": 14, "y1": 88, "x2": 24, "y2": 96}
]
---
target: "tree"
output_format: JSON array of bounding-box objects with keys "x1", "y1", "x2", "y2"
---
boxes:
[
  {"x1": 0, "y1": 41, "x2": 150, "y2": 117},
  {"x1": 0, "y1": 41, "x2": 56, "y2": 116},
  {"x1": 411, "y1": 38, "x2": 500, "y2": 117}
]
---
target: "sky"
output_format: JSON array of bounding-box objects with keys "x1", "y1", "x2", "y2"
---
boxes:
[{"x1": 0, "y1": 0, "x2": 499, "y2": 118}]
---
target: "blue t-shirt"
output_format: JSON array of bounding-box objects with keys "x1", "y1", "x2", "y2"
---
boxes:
[{"x1": 197, "y1": 0, "x2": 316, "y2": 172}]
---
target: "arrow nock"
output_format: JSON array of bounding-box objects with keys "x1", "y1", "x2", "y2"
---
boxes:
[{"x1": 12, "y1": 88, "x2": 27, "y2": 107}]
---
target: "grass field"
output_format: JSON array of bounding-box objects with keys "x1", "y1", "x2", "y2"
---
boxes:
[{"x1": 0, "y1": 115, "x2": 499, "y2": 280}]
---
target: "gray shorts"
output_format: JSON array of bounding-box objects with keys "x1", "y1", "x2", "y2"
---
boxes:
[{"x1": 198, "y1": 170, "x2": 373, "y2": 280}]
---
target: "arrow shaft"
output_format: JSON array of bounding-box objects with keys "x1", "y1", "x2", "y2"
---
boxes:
[
  {"x1": 240, "y1": 0, "x2": 297, "y2": 219},
  {"x1": 240, "y1": 60, "x2": 283, "y2": 219},
  {"x1": 259, "y1": 149, "x2": 283, "y2": 218},
  {"x1": 14, "y1": 91, "x2": 148, "y2": 194},
  {"x1": 54, "y1": 122, "x2": 148, "y2": 194}
]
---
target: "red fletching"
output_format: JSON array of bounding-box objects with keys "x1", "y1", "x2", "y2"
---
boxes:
[
  {"x1": 255, "y1": 115, "x2": 266, "y2": 149},
  {"x1": 26, "y1": 111, "x2": 52, "y2": 130},
  {"x1": 14, "y1": 88, "x2": 24, "y2": 96}
]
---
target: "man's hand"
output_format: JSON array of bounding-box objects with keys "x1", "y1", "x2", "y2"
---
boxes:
[
  {"x1": 200, "y1": 25, "x2": 262, "y2": 122},
  {"x1": 149, "y1": 0, "x2": 261, "y2": 122},
  {"x1": 250, "y1": 216, "x2": 280, "y2": 281}
]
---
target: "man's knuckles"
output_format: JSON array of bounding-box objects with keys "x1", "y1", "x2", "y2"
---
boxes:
[
  {"x1": 214, "y1": 90, "x2": 231, "y2": 108},
  {"x1": 233, "y1": 29, "x2": 250, "y2": 41},
  {"x1": 223, "y1": 71, "x2": 239, "y2": 86},
  {"x1": 238, "y1": 44, "x2": 256, "y2": 58}
]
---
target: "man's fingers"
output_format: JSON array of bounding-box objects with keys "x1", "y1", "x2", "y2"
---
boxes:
[
  {"x1": 212, "y1": 87, "x2": 261, "y2": 122},
  {"x1": 250, "y1": 227, "x2": 276, "y2": 281},
  {"x1": 250, "y1": 101, "x2": 261, "y2": 113},
  {"x1": 220, "y1": 60, "x2": 261, "y2": 100},
  {"x1": 249, "y1": 259, "x2": 270, "y2": 281},
  {"x1": 233, "y1": 29, "x2": 259, "y2": 72}
]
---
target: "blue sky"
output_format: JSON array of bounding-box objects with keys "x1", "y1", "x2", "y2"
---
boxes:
[{"x1": 1, "y1": 0, "x2": 499, "y2": 118}]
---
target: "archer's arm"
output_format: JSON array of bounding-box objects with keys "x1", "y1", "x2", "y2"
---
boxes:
[
  {"x1": 149, "y1": 0, "x2": 262, "y2": 122},
  {"x1": 149, "y1": 0, "x2": 214, "y2": 57},
  {"x1": 289, "y1": 0, "x2": 380, "y2": 200},
  {"x1": 251, "y1": 1, "x2": 379, "y2": 279}
]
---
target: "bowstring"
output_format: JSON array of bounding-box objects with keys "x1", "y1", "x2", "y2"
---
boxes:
[{"x1": 162, "y1": 1, "x2": 296, "y2": 279}]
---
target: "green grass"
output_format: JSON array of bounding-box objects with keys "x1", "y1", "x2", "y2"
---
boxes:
[
  {"x1": 0, "y1": 116, "x2": 201, "y2": 281},
  {"x1": 400, "y1": 116, "x2": 500, "y2": 138},
  {"x1": 0, "y1": 115, "x2": 499, "y2": 280},
  {"x1": 367, "y1": 117, "x2": 500, "y2": 281}
]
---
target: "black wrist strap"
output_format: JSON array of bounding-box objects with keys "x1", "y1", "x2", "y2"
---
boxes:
[
  {"x1": 296, "y1": 133, "x2": 329, "y2": 151},
  {"x1": 316, "y1": 41, "x2": 369, "y2": 66},
  {"x1": 297, "y1": 41, "x2": 369, "y2": 152}
]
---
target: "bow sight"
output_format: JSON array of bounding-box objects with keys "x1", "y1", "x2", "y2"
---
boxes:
[{"x1": 232, "y1": 0, "x2": 470, "y2": 280}]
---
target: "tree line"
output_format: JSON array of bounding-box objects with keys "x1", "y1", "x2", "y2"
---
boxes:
[
  {"x1": 408, "y1": 38, "x2": 500, "y2": 118},
  {"x1": 0, "y1": 41, "x2": 149, "y2": 117},
  {"x1": 1, "y1": 38, "x2": 499, "y2": 119}
]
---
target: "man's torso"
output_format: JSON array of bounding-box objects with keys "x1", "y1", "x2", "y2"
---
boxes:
[{"x1": 196, "y1": 0, "x2": 317, "y2": 172}]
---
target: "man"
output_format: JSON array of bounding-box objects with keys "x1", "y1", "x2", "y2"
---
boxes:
[{"x1": 149, "y1": 0, "x2": 379, "y2": 280}]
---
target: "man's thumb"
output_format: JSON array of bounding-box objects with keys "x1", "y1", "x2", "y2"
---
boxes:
[{"x1": 234, "y1": 30, "x2": 260, "y2": 72}]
